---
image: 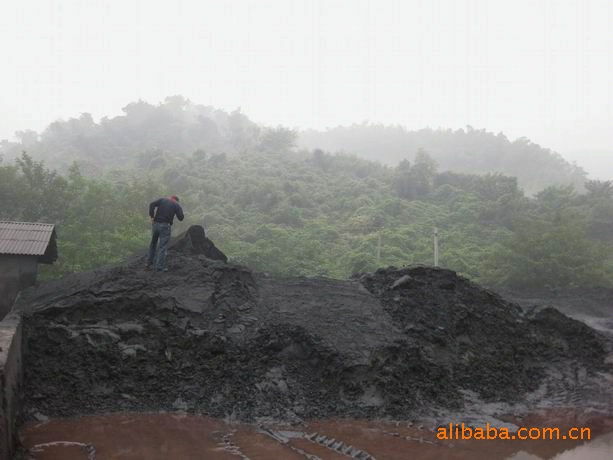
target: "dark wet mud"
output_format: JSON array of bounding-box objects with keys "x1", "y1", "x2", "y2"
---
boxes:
[
  {"x1": 17, "y1": 411, "x2": 613, "y2": 460},
  {"x1": 13, "y1": 225, "x2": 613, "y2": 460},
  {"x1": 13, "y1": 225, "x2": 613, "y2": 433},
  {"x1": 504, "y1": 287, "x2": 613, "y2": 339}
]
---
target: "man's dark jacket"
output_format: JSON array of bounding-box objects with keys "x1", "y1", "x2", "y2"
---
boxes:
[{"x1": 149, "y1": 198, "x2": 184, "y2": 225}]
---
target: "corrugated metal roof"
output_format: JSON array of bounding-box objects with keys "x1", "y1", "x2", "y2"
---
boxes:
[{"x1": 0, "y1": 221, "x2": 56, "y2": 256}]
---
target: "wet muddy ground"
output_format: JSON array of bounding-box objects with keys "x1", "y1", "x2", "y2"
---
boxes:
[
  {"x1": 17, "y1": 253, "x2": 613, "y2": 423},
  {"x1": 17, "y1": 410, "x2": 613, "y2": 460},
  {"x1": 13, "y1": 228, "x2": 613, "y2": 459}
]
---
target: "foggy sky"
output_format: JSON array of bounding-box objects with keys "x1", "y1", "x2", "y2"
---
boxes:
[{"x1": 1, "y1": 0, "x2": 611, "y2": 178}]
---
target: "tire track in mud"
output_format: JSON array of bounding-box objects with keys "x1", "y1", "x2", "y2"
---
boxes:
[
  {"x1": 259, "y1": 428, "x2": 376, "y2": 459},
  {"x1": 214, "y1": 430, "x2": 251, "y2": 459},
  {"x1": 302, "y1": 421, "x2": 456, "y2": 460},
  {"x1": 226, "y1": 429, "x2": 306, "y2": 460}
]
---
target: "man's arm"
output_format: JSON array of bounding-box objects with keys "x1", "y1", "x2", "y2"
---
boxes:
[
  {"x1": 176, "y1": 203, "x2": 184, "y2": 221},
  {"x1": 149, "y1": 199, "x2": 161, "y2": 219}
]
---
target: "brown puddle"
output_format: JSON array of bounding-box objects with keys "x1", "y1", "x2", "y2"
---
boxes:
[{"x1": 17, "y1": 411, "x2": 613, "y2": 460}]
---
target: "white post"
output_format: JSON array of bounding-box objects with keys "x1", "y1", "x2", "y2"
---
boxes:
[{"x1": 433, "y1": 226, "x2": 439, "y2": 267}]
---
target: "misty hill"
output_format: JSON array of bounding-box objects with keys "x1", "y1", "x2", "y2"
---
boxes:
[
  {"x1": 0, "y1": 96, "x2": 588, "y2": 194},
  {"x1": 0, "y1": 96, "x2": 275, "y2": 174},
  {"x1": 0, "y1": 97, "x2": 611, "y2": 289},
  {"x1": 299, "y1": 125, "x2": 587, "y2": 195}
]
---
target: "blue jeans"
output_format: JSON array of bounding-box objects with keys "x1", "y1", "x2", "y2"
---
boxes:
[{"x1": 148, "y1": 222, "x2": 172, "y2": 270}]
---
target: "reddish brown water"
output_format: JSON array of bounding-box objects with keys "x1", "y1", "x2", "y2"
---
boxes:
[{"x1": 18, "y1": 410, "x2": 613, "y2": 460}]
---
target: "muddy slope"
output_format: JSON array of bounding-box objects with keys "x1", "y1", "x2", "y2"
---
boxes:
[
  {"x1": 16, "y1": 226, "x2": 612, "y2": 421},
  {"x1": 503, "y1": 287, "x2": 613, "y2": 338}
]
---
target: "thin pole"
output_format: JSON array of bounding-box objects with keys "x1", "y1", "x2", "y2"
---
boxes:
[
  {"x1": 433, "y1": 226, "x2": 439, "y2": 267},
  {"x1": 376, "y1": 231, "x2": 382, "y2": 264}
]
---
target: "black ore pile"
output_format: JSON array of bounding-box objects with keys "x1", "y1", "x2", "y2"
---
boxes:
[{"x1": 16, "y1": 226, "x2": 612, "y2": 422}]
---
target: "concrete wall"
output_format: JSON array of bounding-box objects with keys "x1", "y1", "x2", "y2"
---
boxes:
[
  {"x1": 0, "y1": 313, "x2": 22, "y2": 460},
  {"x1": 0, "y1": 255, "x2": 38, "y2": 319}
]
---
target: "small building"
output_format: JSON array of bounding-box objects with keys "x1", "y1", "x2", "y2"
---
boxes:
[{"x1": 0, "y1": 221, "x2": 57, "y2": 318}]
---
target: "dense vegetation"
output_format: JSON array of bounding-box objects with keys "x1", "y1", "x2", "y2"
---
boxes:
[
  {"x1": 1, "y1": 150, "x2": 611, "y2": 289},
  {"x1": 0, "y1": 97, "x2": 611, "y2": 288}
]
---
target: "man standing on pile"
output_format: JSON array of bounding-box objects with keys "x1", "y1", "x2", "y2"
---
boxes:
[{"x1": 147, "y1": 195, "x2": 184, "y2": 272}]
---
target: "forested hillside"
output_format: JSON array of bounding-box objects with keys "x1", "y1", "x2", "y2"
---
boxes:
[
  {"x1": 1, "y1": 97, "x2": 610, "y2": 288},
  {"x1": 299, "y1": 125, "x2": 588, "y2": 195},
  {"x1": 0, "y1": 96, "x2": 588, "y2": 194},
  {"x1": 1, "y1": 145, "x2": 611, "y2": 289},
  {"x1": 0, "y1": 96, "x2": 276, "y2": 175}
]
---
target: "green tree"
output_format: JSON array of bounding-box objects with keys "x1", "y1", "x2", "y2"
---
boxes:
[{"x1": 482, "y1": 212, "x2": 611, "y2": 288}]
